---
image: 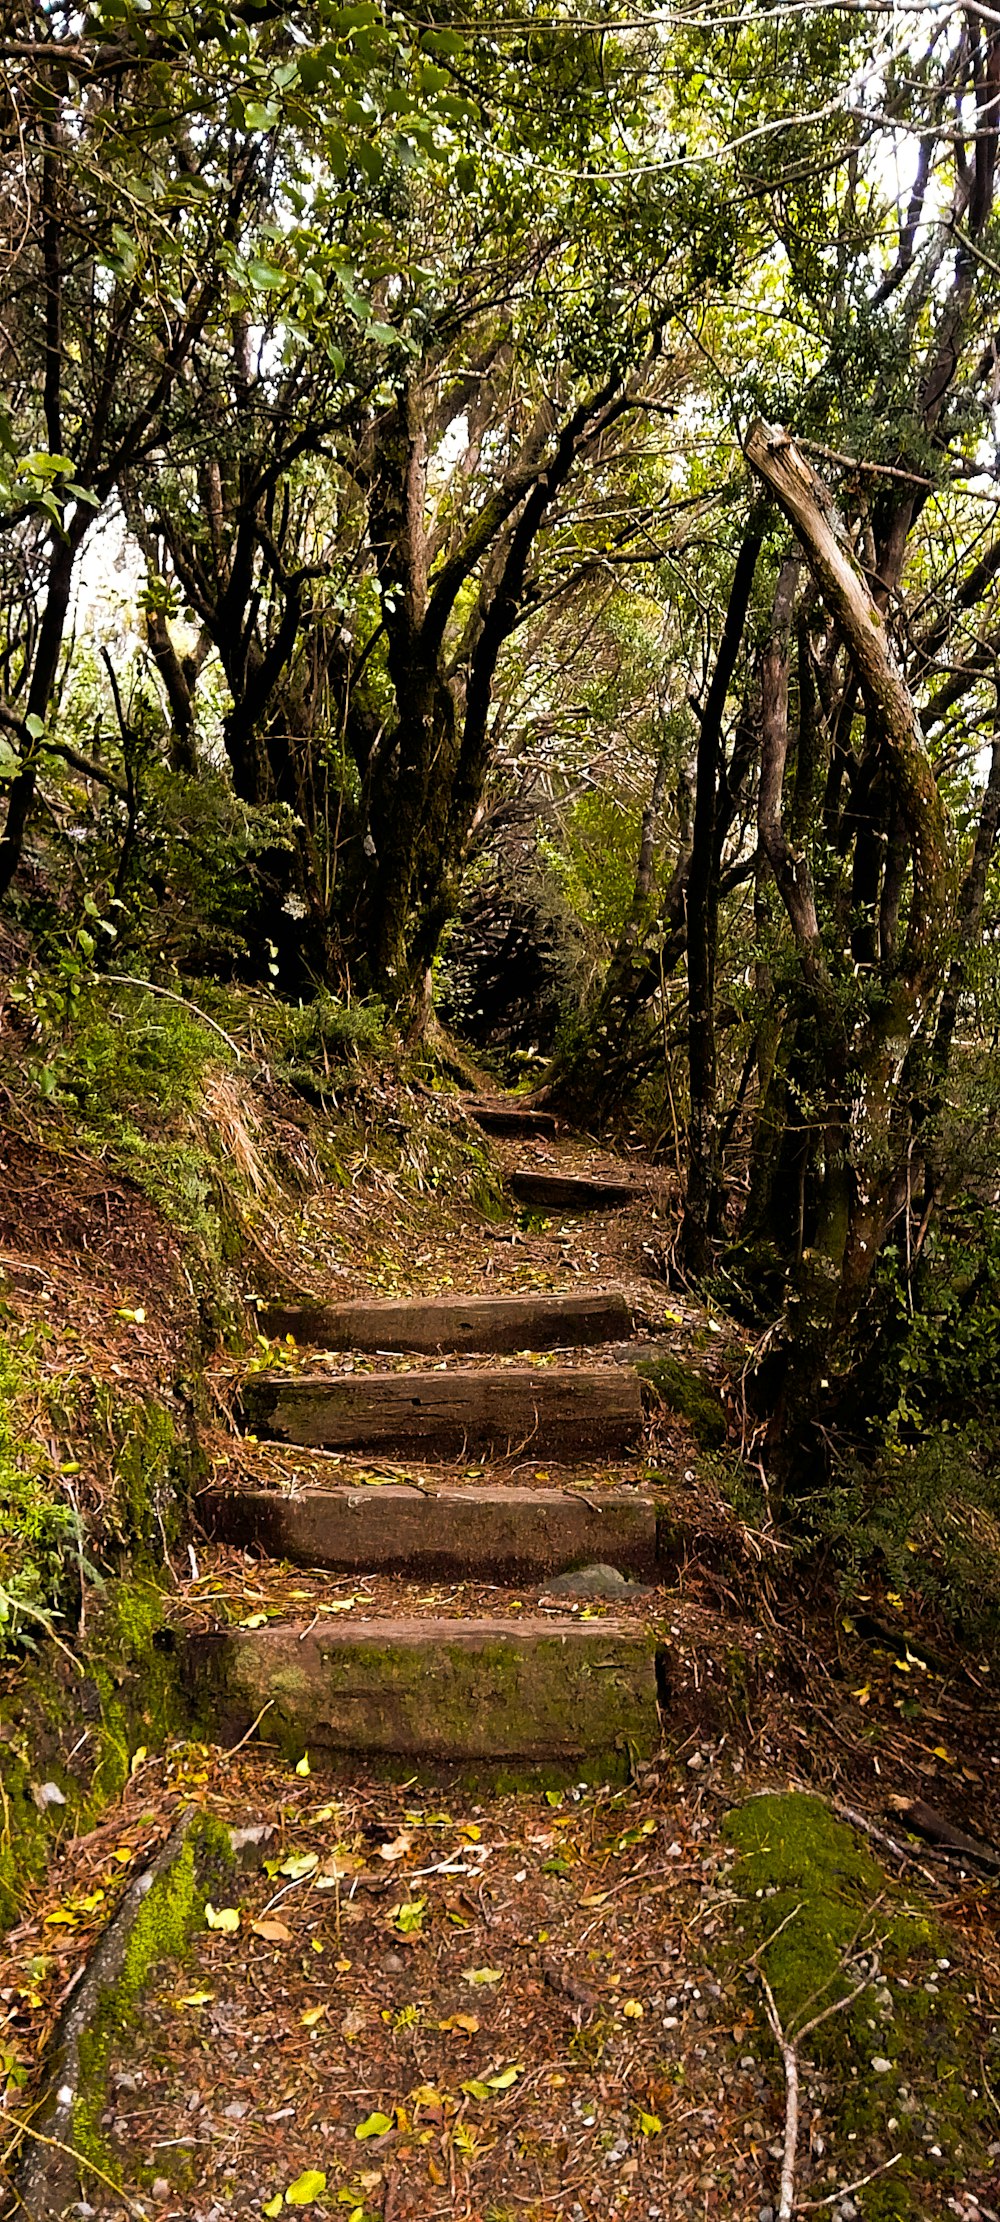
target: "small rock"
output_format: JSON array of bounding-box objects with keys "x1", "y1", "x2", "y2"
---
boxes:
[
  {"x1": 152, "y1": 2182, "x2": 171, "y2": 2204},
  {"x1": 31, "y1": 1781, "x2": 66, "y2": 1812},
  {"x1": 544, "y1": 1563, "x2": 644, "y2": 1597},
  {"x1": 384, "y1": 1952, "x2": 405, "y2": 1972},
  {"x1": 759, "y1": 2207, "x2": 775, "y2": 2222},
  {"x1": 687, "y1": 1752, "x2": 705, "y2": 1771},
  {"x1": 871, "y1": 2056, "x2": 893, "y2": 2073}
]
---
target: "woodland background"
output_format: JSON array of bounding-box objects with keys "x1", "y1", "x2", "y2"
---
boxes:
[{"x1": 5, "y1": 0, "x2": 1000, "y2": 1627}]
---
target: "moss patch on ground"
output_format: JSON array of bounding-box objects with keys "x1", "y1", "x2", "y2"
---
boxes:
[
  {"x1": 635, "y1": 1353, "x2": 727, "y2": 1447},
  {"x1": 73, "y1": 1813, "x2": 237, "y2": 2189},
  {"x1": 721, "y1": 1792, "x2": 997, "y2": 2219},
  {"x1": 0, "y1": 1576, "x2": 188, "y2": 1929}
]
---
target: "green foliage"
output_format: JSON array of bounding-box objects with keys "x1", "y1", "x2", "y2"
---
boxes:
[
  {"x1": 0, "y1": 1337, "x2": 84, "y2": 1658},
  {"x1": 540, "y1": 790, "x2": 643, "y2": 944},
  {"x1": 803, "y1": 1433, "x2": 1000, "y2": 1649},
  {"x1": 26, "y1": 978, "x2": 222, "y2": 1120},
  {"x1": 271, "y1": 991, "x2": 388, "y2": 1093}
]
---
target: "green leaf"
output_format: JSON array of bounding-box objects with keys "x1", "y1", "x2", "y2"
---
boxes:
[{"x1": 355, "y1": 2110, "x2": 394, "y2": 2139}]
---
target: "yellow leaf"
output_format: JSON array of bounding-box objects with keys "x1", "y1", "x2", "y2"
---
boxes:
[
  {"x1": 205, "y1": 1903, "x2": 240, "y2": 1933},
  {"x1": 439, "y1": 2013, "x2": 479, "y2": 2034},
  {"x1": 284, "y1": 2170, "x2": 327, "y2": 2205},
  {"x1": 853, "y1": 1683, "x2": 872, "y2": 1706},
  {"x1": 130, "y1": 1745, "x2": 147, "y2": 1776},
  {"x1": 638, "y1": 2110, "x2": 662, "y2": 2135},
  {"x1": 580, "y1": 1891, "x2": 609, "y2": 1907},
  {"x1": 334, "y1": 1955, "x2": 352, "y2": 1973},
  {"x1": 355, "y1": 2111, "x2": 394, "y2": 2139},
  {"x1": 623, "y1": 1999, "x2": 644, "y2": 2019},
  {"x1": 240, "y1": 1613, "x2": 269, "y2": 1629},
  {"x1": 310, "y1": 1804, "x2": 338, "y2": 1824},
  {"x1": 295, "y1": 1753, "x2": 311, "y2": 1777},
  {"x1": 175, "y1": 1990, "x2": 213, "y2": 2008},
  {"x1": 110, "y1": 1847, "x2": 134, "y2": 1865},
  {"x1": 462, "y1": 1967, "x2": 503, "y2": 1986},
  {"x1": 252, "y1": 1918, "x2": 292, "y2": 1943},
  {"x1": 459, "y1": 1822, "x2": 481, "y2": 1841},
  {"x1": 301, "y1": 2005, "x2": 326, "y2": 2028},
  {"x1": 263, "y1": 2198, "x2": 284, "y2": 2217}
]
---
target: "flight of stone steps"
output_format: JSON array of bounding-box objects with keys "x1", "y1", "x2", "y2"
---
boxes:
[{"x1": 187, "y1": 1117, "x2": 667, "y2": 1782}]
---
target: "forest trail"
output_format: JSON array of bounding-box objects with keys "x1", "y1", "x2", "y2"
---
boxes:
[
  {"x1": 188, "y1": 1105, "x2": 680, "y2": 1775},
  {"x1": 8, "y1": 1109, "x2": 1000, "y2": 2222}
]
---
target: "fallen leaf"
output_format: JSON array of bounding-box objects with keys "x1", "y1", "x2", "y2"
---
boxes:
[
  {"x1": 637, "y1": 2110, "x2": 662, "y2": 2135},
  {"x1": 252, "y1": 1918, "x2": 292, "y2": 1944},
  {"x1": 175, "y1": 1990, "x2": 214, "y2": 2008},
  {"x1": 205, "y1": 1904, "x2": 241, "y2": 1933},
  {"x1": 390, "y1": 1897, "x2": 426, "y2": 1934},
  {"x1": 301, "y1": 2005, "x2": 326, "y2": 2028},
  {"x1": 263, "y1": 2197, "x2": 284, "y2": 2217},
  {"x1": 295, "y1": 1752, "x2": 311, "y2": 1777},
  {"x1": 355, "y1": 2111, "x2": 394, "y2": 2139},
  {"x1": 278, "y1": 1852, "x2": 318, "y2": 1880},
  {"x1": 284, "y1": 2169, "x2": 327, "y2": 2204},
  {"x1": 487, "y1": 2063, "x2": 521, "y2": 2091},
  {"x1": 379, "y1": 1831, "x2": 413, "y2": 1862},
  {"x1": 462, "y1": 1967, "x2": 503, "y2": 1986},
  {"x1": 439, "y1": 2013, "x2": 479, "y2": 2035},
  {"x1": 623, "y1": 1999, "x2": 644, "y2": 2019}
]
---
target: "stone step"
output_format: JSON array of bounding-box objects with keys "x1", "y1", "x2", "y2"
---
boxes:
[
  {"x1": 257, "y1": 1288, "x2": 632, "y2": 1353},
  {"x1": 200, "y1": 1482, "x2": 659, "y2": 1582},
  {"x1": 240, "y1": 1364, "x2": 644, "y2": 1458},
  {"x1": 508, "y1": 1167, "x2": 647, "y2": 1211},
  {"x1": 464, "y1": 1097, "x2": 562, "y2": 1136},
  {"x1": 185, "y1": 1617, "x2": 663, "y2": 1772}
]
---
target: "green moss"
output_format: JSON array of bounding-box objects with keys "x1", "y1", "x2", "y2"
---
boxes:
[
  {"x1": 0, "y1": 1575, "x2": 188, "y2": 1929},
  {"x1": 634, "y1": 1355, "x2": 727, "y2": 1448},
  {"x1": 721, "y1": 1793, "x2": 997, "y2": 2219},
  {"x1": 74, "y1": 1814, "x2": 236, "y2": 2184}
]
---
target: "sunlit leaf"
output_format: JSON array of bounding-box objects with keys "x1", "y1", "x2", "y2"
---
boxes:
[
  {"x1": 205, "y1": 1903, "x2": 240, "y2": 1933},
  {"x1": 284, "y1": 2169, "x2": 327, "y2": 2205}
]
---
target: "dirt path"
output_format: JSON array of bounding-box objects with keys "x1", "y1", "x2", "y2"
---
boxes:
[{"x1": 4, "y1": 1111, "x2": 1000, "y2": 2222}]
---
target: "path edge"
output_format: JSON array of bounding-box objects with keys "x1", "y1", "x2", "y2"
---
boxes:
[{"x1": 13, "y1": 1807, "x2": 246, "y2": 2219}]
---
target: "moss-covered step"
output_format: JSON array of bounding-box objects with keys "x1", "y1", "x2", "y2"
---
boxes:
[
  {"x1": 464, "y1": 1098, "x2": 563, "y2": 1135},
  {"x1": 200, "y1": 1481, "x2": 659, "y2": 1581},
  {"x1": 240, "y1": 1365, "x2": 644, "y2": 1457},
  {"x1": 185, "y1": 1618, "x2": 663, "y2": 1769},
  {"x1": 258, "y1": 1288, "x2": 632, "y2": 1353},
  {"x1": 507, "y1": 1168, "x2": 648, "y2": 1211}
]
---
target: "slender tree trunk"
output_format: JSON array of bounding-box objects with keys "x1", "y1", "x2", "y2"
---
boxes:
[
  {"x1": 0, "y1": 529, "x2": 80, "y2": 899},
  {"x1": 682, "y1": 520, "x2": 763, "y2": 1271}
]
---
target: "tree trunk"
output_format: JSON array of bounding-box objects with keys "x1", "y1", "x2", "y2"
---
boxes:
[{"x1": 682, "y1": 521, "x2": 763, "y2": 1271}]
